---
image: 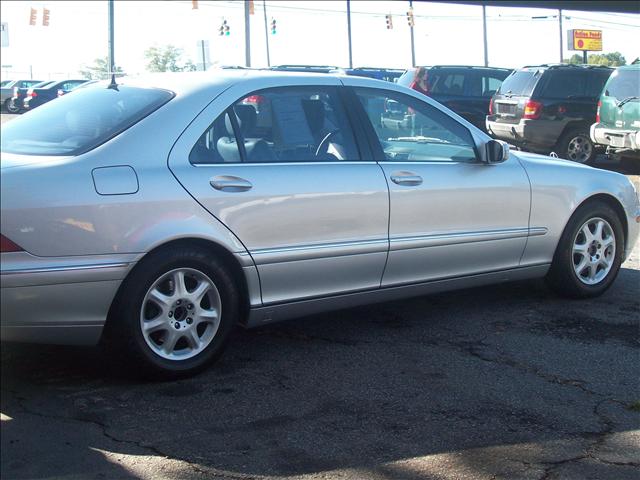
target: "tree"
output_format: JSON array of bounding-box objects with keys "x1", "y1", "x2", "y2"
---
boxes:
[
  {"x1": 587, "y1": 52, "x2": 626, "y2": 67},
  {"x1": 563, "y1": 51, "x2": 626, "y2": 67},
  {"x1": 79, "y1": 57, "x2": 124, "y2": 80},
  {"x1": 144, "y1": 45, "x2": 197, "y2": 73}
]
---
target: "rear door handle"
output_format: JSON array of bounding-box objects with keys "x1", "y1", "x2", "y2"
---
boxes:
[
  {"x1": 210, "y1": 175, "x2": 253, "y2": 192},
  {"x1": 390, "y1": 172, "x2": 423, "y2": 186}
]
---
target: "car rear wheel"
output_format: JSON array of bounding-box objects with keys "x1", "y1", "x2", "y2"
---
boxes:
[
  {"x1": 557, "y1": 129, "x2": 596, "y2": 164},
  {"x1": 546, "y1": 200, "x2": 624, "y2": 298},
  {"x1": 104, "y1": 245, "x2": 239, "y2": 379},
  {"x1": 6, "y1": 99, "x2": 20, "y2": 114}
]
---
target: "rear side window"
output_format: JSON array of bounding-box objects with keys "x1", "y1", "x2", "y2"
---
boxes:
[
  {"x1": 190, "y1": 86, "x2": 360, "y2": 164},
  {"x1": 585, "y1": 71, "x2": 613, "y2": 98},
  {"x1": 431, "y1": 72, "x2": 465, "y2": 95},
  {"x1": 604, "y1": 69, "x2": 640, "y2": 100},
  {"x1": 498, "y1": 70, "x2": 540, "y2": 96},
  {"x1": 539, "y1": 71, "x2": 587, "y2": 98},
  {"x1": 1, "y1": 85, "x2": 174, "y2": 156}
]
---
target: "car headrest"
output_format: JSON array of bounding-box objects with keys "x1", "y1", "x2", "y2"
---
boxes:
[
  {"x1": 234, "y1": 104, "x2": 257, "y2": 137},
  {"x1": 301, "y1": 99, "x2": 325, "y2": 134}
]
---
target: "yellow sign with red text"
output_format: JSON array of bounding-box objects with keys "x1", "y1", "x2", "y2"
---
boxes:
[{"x1": 568, "y1": 29, "x2": 603, "y2": 51}]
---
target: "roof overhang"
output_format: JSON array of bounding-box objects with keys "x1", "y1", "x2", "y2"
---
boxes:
[{"x1": 422, "y1": 1, "x2": 640, "y2": 14}]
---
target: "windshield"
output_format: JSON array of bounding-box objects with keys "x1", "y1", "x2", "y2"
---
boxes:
[
  {"x1": 604, "y1": 68, "x2": 640, "y2": 101},
  {"x1": 498, "y1": 70, "x2": 540, "y2": 96},
  {"x1": 1, "y1": 84, "x2": 174, "y2": 156}
]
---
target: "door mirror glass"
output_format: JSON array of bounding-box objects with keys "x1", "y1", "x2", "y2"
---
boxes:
[{"x1": 486, "y1": 139, "x2": 509, "y2": 163}]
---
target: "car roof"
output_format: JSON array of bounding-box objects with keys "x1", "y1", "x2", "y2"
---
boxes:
[{"x1": 106, "y1": 70, "x2": 396, "y2": 97}]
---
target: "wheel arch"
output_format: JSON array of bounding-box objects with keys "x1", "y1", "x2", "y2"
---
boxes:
[
  {"x1": 556, "y1": 121, "x2": 593, "y2": 147},
  {"x1": 571, "y1": 193, "x2": 628, "y2": 251},
  {"x1": 104, "y1": 237, "x2": 255, "y2": 337}
]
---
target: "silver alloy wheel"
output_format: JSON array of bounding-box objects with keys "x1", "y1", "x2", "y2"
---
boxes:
[
  {"x1": 140, "y1": 268, "x2": 221, "y2": 361},
  {"x1": 572, "y1": 217, "x2": 616, "y2": 285},
  {"x1": 566, "y1": 135, "x2": 593, "y2": 163}
]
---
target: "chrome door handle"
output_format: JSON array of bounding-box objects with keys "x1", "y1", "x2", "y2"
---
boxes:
[
  {"x1": 210, "y1": 176, "x2": 253, "y2": 192},
  {"x1": 390, "y1": 172, "x2": 423, "y2": 186}
]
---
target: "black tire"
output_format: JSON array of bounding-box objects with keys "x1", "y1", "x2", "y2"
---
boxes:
[
  {"x1": 6, "y1": 98, "x2": 20, "y2": 114},
  {"x1": 103, "y1": 245, "x2": 240, "y2": 379},
  {"x1": 546, "y1": 200, "x2": 624, "y2": 298},
  {"x1": 556, "y1": 129, "x2": 596, "y2": 164}
]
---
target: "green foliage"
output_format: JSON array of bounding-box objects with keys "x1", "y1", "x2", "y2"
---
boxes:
[
  {"x1": 563, "y1": 52, "x2": 627, "y2": 67},
  {"x1": 79, "y1": 57, "x2": 124, "y2": 80},
  {"x1": 144, "y1": 45, "x2": 197, "y2": 73}
]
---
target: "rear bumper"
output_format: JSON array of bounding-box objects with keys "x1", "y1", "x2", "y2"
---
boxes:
[
  {"x1": 0, "y1": 252, "x2": 135, "y2": 345},
  {"x1": 590, "y1": 123, "x2": 640, "y2": 153},
  {"x1": 486, "y1": 116, "x2": 559, "y2": 150}
]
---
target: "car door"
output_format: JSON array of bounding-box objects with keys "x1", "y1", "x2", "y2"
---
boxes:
[
  {"x1": 169, "y1": 79, "x2": 389, "y2": 305},
  {"x1": 347, "y1": 85, "x2": 531, "y2": 287}
]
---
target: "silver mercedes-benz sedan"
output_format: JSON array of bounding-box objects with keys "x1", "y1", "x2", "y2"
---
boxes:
[{"x1": 1, "y1": 71, "x2": 639, "y2": 377}]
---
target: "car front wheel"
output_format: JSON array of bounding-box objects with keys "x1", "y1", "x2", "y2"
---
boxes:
[
  {"x1": 104, "y1": 245, "x2": 239, "y2": 379},
  {"x1": 546, "y1": 201, "x2": 624, "y2": 298}
]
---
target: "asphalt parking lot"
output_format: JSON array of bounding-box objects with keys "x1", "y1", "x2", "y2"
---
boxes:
[{"x1": 1, "y1": 112, "x2": 639, "y2": 480}]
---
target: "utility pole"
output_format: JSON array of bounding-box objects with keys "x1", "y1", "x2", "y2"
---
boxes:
[
  {"x1": 346, "y1": 0, "x2": 353, "y2": 69},
  {"x1": 244, "y1": 0, "x2": 251, "y2": 67},
  {"x1": 558, "y1": 9, "x2": 563, "y2": 62},
  {"x1": 482, "y1": 5, "x2": 488, "y2": 67},
  {"x1": 409, "y1": 0, "x2": 415, "y2": 67},
  {"x1": 263, "y1": 0, "x2": 270, "y2": 67},
  {"x1": 108, "y1": 0, "x2": 115, "y2": 74}
]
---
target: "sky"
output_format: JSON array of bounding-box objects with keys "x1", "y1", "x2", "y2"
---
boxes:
[{"x1": 0, "y1": 0, "x2": 638, "y2": 80}]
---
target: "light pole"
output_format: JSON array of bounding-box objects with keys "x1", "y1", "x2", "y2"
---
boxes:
[{"x1": 108, "y1": 0, "x2": 115, "y2": 75}]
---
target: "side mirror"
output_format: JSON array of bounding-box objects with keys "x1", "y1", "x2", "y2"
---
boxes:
[{"x1": 485, "y1": 139, "x2": 510, "y2": 163}]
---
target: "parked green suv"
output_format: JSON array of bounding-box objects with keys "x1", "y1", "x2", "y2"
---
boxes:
[{"x1": 590, "y1": 64, "x2": 640, "y2": 166}]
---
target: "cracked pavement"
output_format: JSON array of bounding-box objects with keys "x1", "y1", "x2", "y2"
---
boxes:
[{"x1": 1, "y1": 171, "x2": 639, "y2": 479}]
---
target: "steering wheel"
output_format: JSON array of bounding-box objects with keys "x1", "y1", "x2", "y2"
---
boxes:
[{"x1": 315, "y1": 130, "x2": 340, "y2": 157}]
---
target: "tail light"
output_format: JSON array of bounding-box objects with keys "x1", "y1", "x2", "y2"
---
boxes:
[
  {"x1": 27, "y1": 90, "x2": 37, "y2": 98},
  {"x1": 57, "y1": 89, "x2": 64, "y2": 97},
  {"x1": 523, "y1": 99, "x2": 543, "y2": 119},
  {"x1": 596, "y1": 100, "x2": 601, "y2": 123},
  {"x1": 0, "y1": 234, "x2": 24, "y2": 253},
  {"x1": 489, "y1": 97, "x2": 494, "y2": 115},
  {"x1": 244, "y1": 94, "x2": 264, "y2": 105}
]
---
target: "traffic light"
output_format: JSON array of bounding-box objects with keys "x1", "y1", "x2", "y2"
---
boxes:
[
  {"x1": 42, "y1": 8, "x2": 50, "y2": 26},
  {"x1": 385, "y1": 14, "x2": 393, "y2": 30},
  {"x1": 407, "y1": 8, "x2": 414, "y2": 28},
  {"x1": 270, "y1": 18, "x2": 276, "y2": 35},
  {"x1": 219, "y1": 20, "x2": 229, "y2": 36},
  {"x1": 29, "y1": 7, "x2": 37, "y2": 26},
  {"x1": 192, "y1": 0, "x2": 198, "y2": 9}
]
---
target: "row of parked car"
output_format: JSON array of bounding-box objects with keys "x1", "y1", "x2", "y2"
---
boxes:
[
  {"x1": 1, "y1": 63, "x2": 638, "y2": 166},
  {"x1": 0, "y1": 78, "x2": 90, "y2": 114},
  {"x1": 260, "y1": 63, "x2": 639, "y2": 167}
]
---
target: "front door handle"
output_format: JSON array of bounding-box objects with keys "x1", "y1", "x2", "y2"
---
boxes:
[
  {"x1": 210, "y1": 175, "x2": 253, "y2": 192},
  {"x1": 390, "y1": 171, "x2": 423, "y2": 186}
]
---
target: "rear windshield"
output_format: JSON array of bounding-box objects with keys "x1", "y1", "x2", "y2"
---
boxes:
[
  {"x1": 397, "y1": 69, "x2": 416, "y2": 88},
  {"x1": 1, "y1": 84, "x2": 174, "y2": 156},
  {"x1": 604, "y1": 69, "x2": 640, "y2": 101},
  {"x1": 497, "y1": 70, "x2": 540, "y2": 96}
]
